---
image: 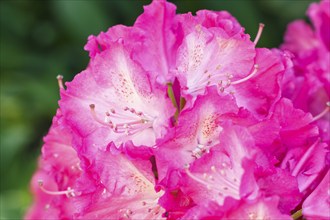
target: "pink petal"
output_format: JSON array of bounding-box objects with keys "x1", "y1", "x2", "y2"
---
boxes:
[
  {"x1": 282, "y1": 20, "x2": 318, "y2": 56},
  {"x1": 133, "y1": 0, "x2": 180, "y2": 83},
  {"x1": 271, "y1": 98, "x2": 319, "y2": 148},
  {"x1": 225, "y1": 196, "x2": 292, "y2": 220},
  {"x1": 281, "y1": 140, "x2": 328, "y2": 192},
  {"x1": 308, "y1": 0, "x2": 330, "y2": 50},
  {"x1": 303, "y1": 170, "x2": 330, "y2": 219},
  {"x1": 232, "y1": 48, "x2": 285, "y2": 119},
  {"x1": 256, "y1": 168, "x2": 302, "y2": 213}
]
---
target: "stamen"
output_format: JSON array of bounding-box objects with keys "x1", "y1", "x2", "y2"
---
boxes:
[
  {"x1": 230, "y1": 64, "x2": 259, "y2": 85},
  {"x1": 56, "y1": 75, "x2": 64, "y2": 90},
  {"x1": 184, "y1": 165, "x2": 216, "y2": 190},
  {"x1": 38, "y1": 180, "x2": 75, "y2": 197},
  {"x1": 312, "y1": 101, "x2": 330, "y2": 122},
  {"x1": 89, "y1": 104, "x2": 110, "y2": 126},
  {"x1": 188, "y1": 71, "x2": 229, "y2": 93},
  {"x1": 90, "y1": 104, "x2": 154, "y2": 136},
  {"x1": 184, "y1": 165, "x2": 238, "y2": 194},
  {"x1": 253, "y1": 23, "x2": 265, "y2": 45}
]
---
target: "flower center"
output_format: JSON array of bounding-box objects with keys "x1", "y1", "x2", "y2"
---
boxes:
[
  {"x1": 89, "y1": 104, "x2": 154, "y2": 136},
  {"x1": 186, "y1": 64, "x2": 259, "y2": 94}
]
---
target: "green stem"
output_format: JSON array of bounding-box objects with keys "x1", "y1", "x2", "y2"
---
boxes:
[
  {"x1": 167, "y1": 83, "x2": 187, "y2": 125},
  {"x1": 167, "y1": 83, "x2": 178, "y2": 109},
  {"x1": 291, "y1": 209, "x2": 302, "y2": 220},
  {"x1": 167, "y1": 83, "x2": 179, "y2": 124},
  {"x1": 180, "y1": 97, "x2": 186, "y2": 112}
]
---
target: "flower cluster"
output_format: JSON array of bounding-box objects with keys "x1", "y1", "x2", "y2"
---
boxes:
[{"x1": 26, "y1": 0, "x2": 329, "y2": 219}]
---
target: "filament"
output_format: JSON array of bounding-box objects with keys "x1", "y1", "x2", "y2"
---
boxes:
[
  {"x1": 231, "y1": 64, "x2": 259, "y2": 85},
  {"x1": 254, "y1": 23, "x2": 265, "y2": 45},
  {"x1": 56, "y1": 75, "x2": 64, "y2": 90},
  {"x1": 312, "y1": 101, "x2": 330, "y2": 122},
  {"x1": 38, "y1": 180, "x2": 75, "y2": 197}
]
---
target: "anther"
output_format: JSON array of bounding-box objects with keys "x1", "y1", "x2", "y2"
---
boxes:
[
  {"x1": 254, "y1": 23, "x2": 265, "y2": 45},
  {"x1": 312, "y1": 101, "x2": 330, "y2": 122},
  {"x1": 220, "y1": 169, "x2": 225, "y2": 176},
  {"x1": 249, "y1": 212, "x2": 257, "y2": 220},
  {"x1": 211, "y1": 166, "x2": 216, "y2": 172},
  {"x1": 56, "y1": 75, "x2": 64, "y2": 90}
]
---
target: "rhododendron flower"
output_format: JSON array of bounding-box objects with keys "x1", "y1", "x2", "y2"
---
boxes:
[
  {"x1": 26, "y1": 110, "x2": 82, "y2": 219},
  {"x1": 27, "y1": 0, "x2": 330, "y2": 219},
  {"x1": 281, "y1": 0, "x2": 330, "y2": 144},
  {"x1": 60, "y1": 42, "x2": 175, "y2": 150},
  {"x1": 71, "y1": 145, "x2": 165, "y2": 219}
]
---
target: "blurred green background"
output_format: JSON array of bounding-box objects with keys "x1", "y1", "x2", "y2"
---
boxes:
[{"x1": 0, "y1": 0, "x2": 315, "y2": 219}]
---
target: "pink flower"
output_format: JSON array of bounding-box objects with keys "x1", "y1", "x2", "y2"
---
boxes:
[
  {"x1": 27, "y1": 0, "x2": 329, "y2": 219},
  {"x1": 71, "y1": 144, "x2": 165, "y2": 219},
  {"x1": 281, "y1": 0, "x2": 330, "y2": 144},
  {"x1": 60, "y1": 41, "x2": 175, "y2": 151},
  {"x1": 25, "y1": 110, "x2": 82, "y2": 219},
  {"x1": 179, "y1": 124, "x2": 259, "y2": 205}
]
